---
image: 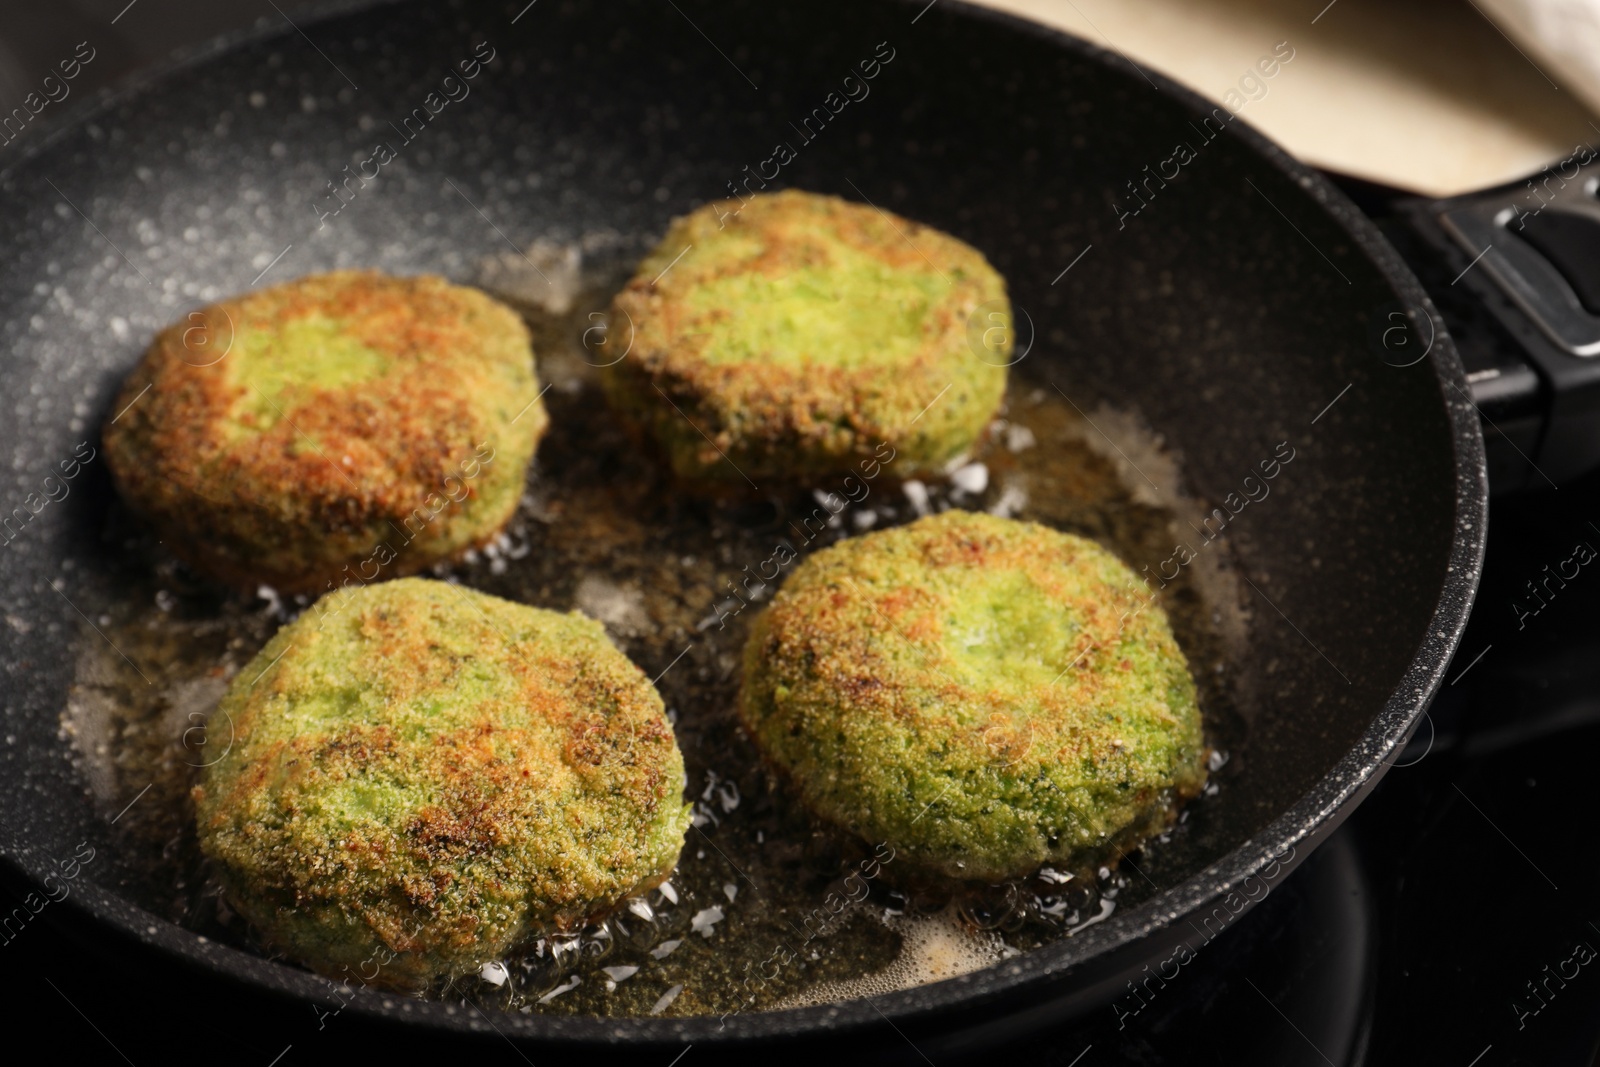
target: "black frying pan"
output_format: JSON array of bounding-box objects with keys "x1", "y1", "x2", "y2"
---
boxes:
[{"x1": 0, "y1": 0, "x2": 1484, "y2": 1061}]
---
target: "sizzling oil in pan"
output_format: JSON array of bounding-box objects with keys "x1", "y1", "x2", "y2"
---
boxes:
[{"x1": 61, "y1": 249, "x2": 1249, "y2": 1018}]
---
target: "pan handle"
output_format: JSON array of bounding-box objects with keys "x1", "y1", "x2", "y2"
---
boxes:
[{"x1": 1393, "y1": 158, "x2": 1600, "y2": 493}]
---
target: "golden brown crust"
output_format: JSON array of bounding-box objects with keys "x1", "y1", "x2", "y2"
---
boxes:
[
  {"x1": 604, "y1": 190, "x2": 1009, "y2": 484},
  {"x1": 738, "y1": 510, "x2": 1208, "y2": 882},
  {"x1": 194, "y1": 579, "x2": 693, "y2": 988},
  {"x1": 103, "y1": 271, "x2": 546, "y2": 592}
]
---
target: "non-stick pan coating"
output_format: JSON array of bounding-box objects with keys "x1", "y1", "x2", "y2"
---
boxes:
[{"x1": 0, "y1": 0, "x2": 1484, "y2": 1053}]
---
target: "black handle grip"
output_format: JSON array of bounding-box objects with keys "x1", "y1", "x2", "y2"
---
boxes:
[{"x1": 1393, "y1": 158, "x2": 1600, "y2": 493}]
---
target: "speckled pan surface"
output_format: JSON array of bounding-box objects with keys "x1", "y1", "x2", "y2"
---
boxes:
[{"x1": 0, "y1": 0, "x2": 1484, "y2": 1050}]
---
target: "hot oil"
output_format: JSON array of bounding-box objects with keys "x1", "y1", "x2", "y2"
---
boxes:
[{"x1": 61, "y1": 248, "x2": 1248, "y2": 1018}]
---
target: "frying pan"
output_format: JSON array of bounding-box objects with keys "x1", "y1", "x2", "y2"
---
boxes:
[{"x1": 0, "y1": 0, "x2": 1484, "y2": 1060}]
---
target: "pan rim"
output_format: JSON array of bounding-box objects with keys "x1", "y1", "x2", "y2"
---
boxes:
[{"x1": 0, "y1": 0, "x2": 1488, "y2": 1046}]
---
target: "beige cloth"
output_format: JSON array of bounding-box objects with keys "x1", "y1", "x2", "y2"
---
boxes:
[
  {"x1": 970, "y1": 0, "x2": 1599, "y2": 196},
  {"x1": 1477, "y1": 0, "x2": 1600, "y2": 115}
]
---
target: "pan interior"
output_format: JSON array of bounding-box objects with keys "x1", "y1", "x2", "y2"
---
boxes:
[
  {"x1": 0, "y1": 0, "x2": 1465, "y2": 1033},
  {"x1": 64, "y1": 305, "x2": 1247, "y2": 1015}
]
